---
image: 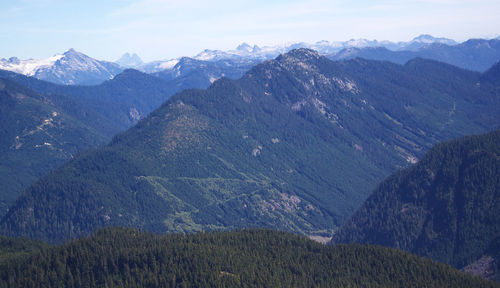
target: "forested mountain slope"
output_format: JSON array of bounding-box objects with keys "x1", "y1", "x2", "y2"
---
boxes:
[
  {"x1": 0, "y1": 78, "x2": 107, "y2": 214},
  {"x1": 1, "y1": 49, "x2": 498, "y2": 243},
  {"x1": 0, "y1": 61, "x2": 261, "y2": 218},
  {"x1": 0, "y1": 69, "x2": 183, "y2": 216},
  {"x1": 332, "y1": 130, "x2": 500, "y2": 280}
]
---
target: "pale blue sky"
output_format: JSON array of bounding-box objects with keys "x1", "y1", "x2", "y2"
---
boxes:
[{"x1": 1, "y1": 0, "x2": 499, "y2": 62}]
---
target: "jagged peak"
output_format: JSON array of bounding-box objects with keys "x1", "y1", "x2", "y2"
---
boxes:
[
  {"x1": 7, "y1": 57, "x2": 20, "y2": 64},
  {"x1": 244, "y1": 48, "x2": 323, "y2": 79},
  {"x1": 277, "y1": 48, "x2": 321, "y2": 62},
  {"x1": 61, "y1": 48, "x2": 91, "y2": 61},
  {"x1": 237, "y1": 42, "x2": 252, "y2": 51},
  {"x1": 116, "y1": 52, "x2": 143, "y2": 67},
  {"x1": 64, "y1": 48, "x2": 79, "y2": 55}
]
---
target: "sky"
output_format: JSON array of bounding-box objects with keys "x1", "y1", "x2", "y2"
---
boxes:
[{"x1": 1, "y1": 0, "x2": 499, "y2": 62}]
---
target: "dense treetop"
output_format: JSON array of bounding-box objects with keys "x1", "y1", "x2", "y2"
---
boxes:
[{"x1": 0, "y1": 228, "x2": 496, "y2": 288}]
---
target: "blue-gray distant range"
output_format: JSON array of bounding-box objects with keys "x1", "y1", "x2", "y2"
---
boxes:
[{"x1": 1, "y1": 35, "x2": 500, "y2": 86}]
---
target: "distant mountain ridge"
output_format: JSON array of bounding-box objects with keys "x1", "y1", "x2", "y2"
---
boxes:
[
  {"x1": 115, "y1": 52, "x2": 143, "y2": 68},
  {"x1": 0, "y1": 35, "x2": 493, "y2": 86},
  {"x1": 111, "y1": 34, "x2": 458, "y2": 74},
  {"x1": 151, "y1": 57, "x2": 260, "y2": 88},
  {"x1": 400, "y1": 34, "x2": 457, "y2": 50},
  {"x1": 188, "y1": 34, "x2": 457, "y2": 62},
  {"x1": 329, "y1": 38, "x2": 500, "y2": 71},
  {"x1": 136, "y1": 34, "x2": 457, "y2": 73},
  {"x1": 0, "y1": 49, "x2": 123, "y2": 85},
  {"x1": 131, "y1": 34, "x2": 495, "y2": 81}
]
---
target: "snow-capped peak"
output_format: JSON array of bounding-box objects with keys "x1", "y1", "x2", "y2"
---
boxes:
[
  {"x1": 158, "y1": 59, "x2": 179, "y2": 70},
  {"x1": 236, "y1": 43, "x2": 253, "y2": 52},
  {"x1": 412, "y1": 34, "x2": 437, "y2": 43},
  {"x1": 346, "y1": 38, "x2": 371, "y2": 47},
  {"x1": 186, "y1": 35, "x2": 460, "y2": 62},
  {"x1": 0, "y1": 49, "x2": 123, "y2": 85},
  {"x1": 409, "y1": 34, "x2": 457, "y2": 45},
  {"x1": 0, "y1": 53, "x2": 64, "y2": 76},
  {"x1": 65, "y1": 48, "x2": 78, "y2": 54},
  {"x1": 194, "y1": 49, "x2": 229, "y2": 61}
]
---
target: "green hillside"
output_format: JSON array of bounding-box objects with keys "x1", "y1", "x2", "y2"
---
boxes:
[
  {"x1": 0, "y1": 235, "x2": 49, "y2": 266},
  {"x1": 1, "y1": 49, "x2": 499, "y2": 243},
  {"x1": 0, "y1": 78, "x2": 107, "y2": 214},
  {"x1": 0, "y1": 68, "x2": 181, "y2": 137},
  {"x1": 0, "y1": 69, "x2": 185, "y2": 217},
  {"x1": 0, "y1": 228, "x2": 496, "y2": 288},
  {"x1": 332, "y1": 130, "x2": 500, "y2": 280}
]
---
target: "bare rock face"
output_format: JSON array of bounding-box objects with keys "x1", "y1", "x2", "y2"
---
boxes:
[{"x1": 462, "y1": 255, "x2": 496, "y2": 280}]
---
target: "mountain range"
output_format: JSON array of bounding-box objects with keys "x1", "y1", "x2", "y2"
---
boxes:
[
  {"x1": 0, "y1": 53, "x2": 272, "y2": 217},
  {"x1": 151, "y1": 57, "x2": 260, "y2": 88},
  {"x1": 0, "y1": 34, "x2": 499, "y2": 286},
  {"x1": 186, "y1": 34, "x2": 458, "y2": 62},
  {"x1": 130, "y1": 34, "x2": 465, "y2": 77},
  {"x1": 0, "y1": 34, "x2": 481, "y2": 87},
  {"x1": 1, "y1": 49, "x2": 498, "y2": 243},
  {"x1": 330, "y1": 38, "x2": 500, "y2": 72},
  {"x1": 331, "y1": 130, "x2": 500, "y2": 281}
]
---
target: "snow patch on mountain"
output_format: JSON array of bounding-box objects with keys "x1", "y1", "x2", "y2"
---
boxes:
[
  {"x1": 0, "y1": 35, "x2": 459, "y2": 85},
  {"x1": 137, "y1": 58, "x2": 181, "y2": 73},
  {"x1": 0, "y1": 54, "x2": 64, "y2": 76},
  {"x1": 398, "y1": 34, "x2": 457, "y2": 51},
  {"x1": 189, "y1": 35, "x2": 457, "y2": 62},
  {"x1": 158, "y1": 59, "x2": 179, "y2": 70},
  {"x1": 1, "y1": 49, "x2": 123, "y2": 85}
]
